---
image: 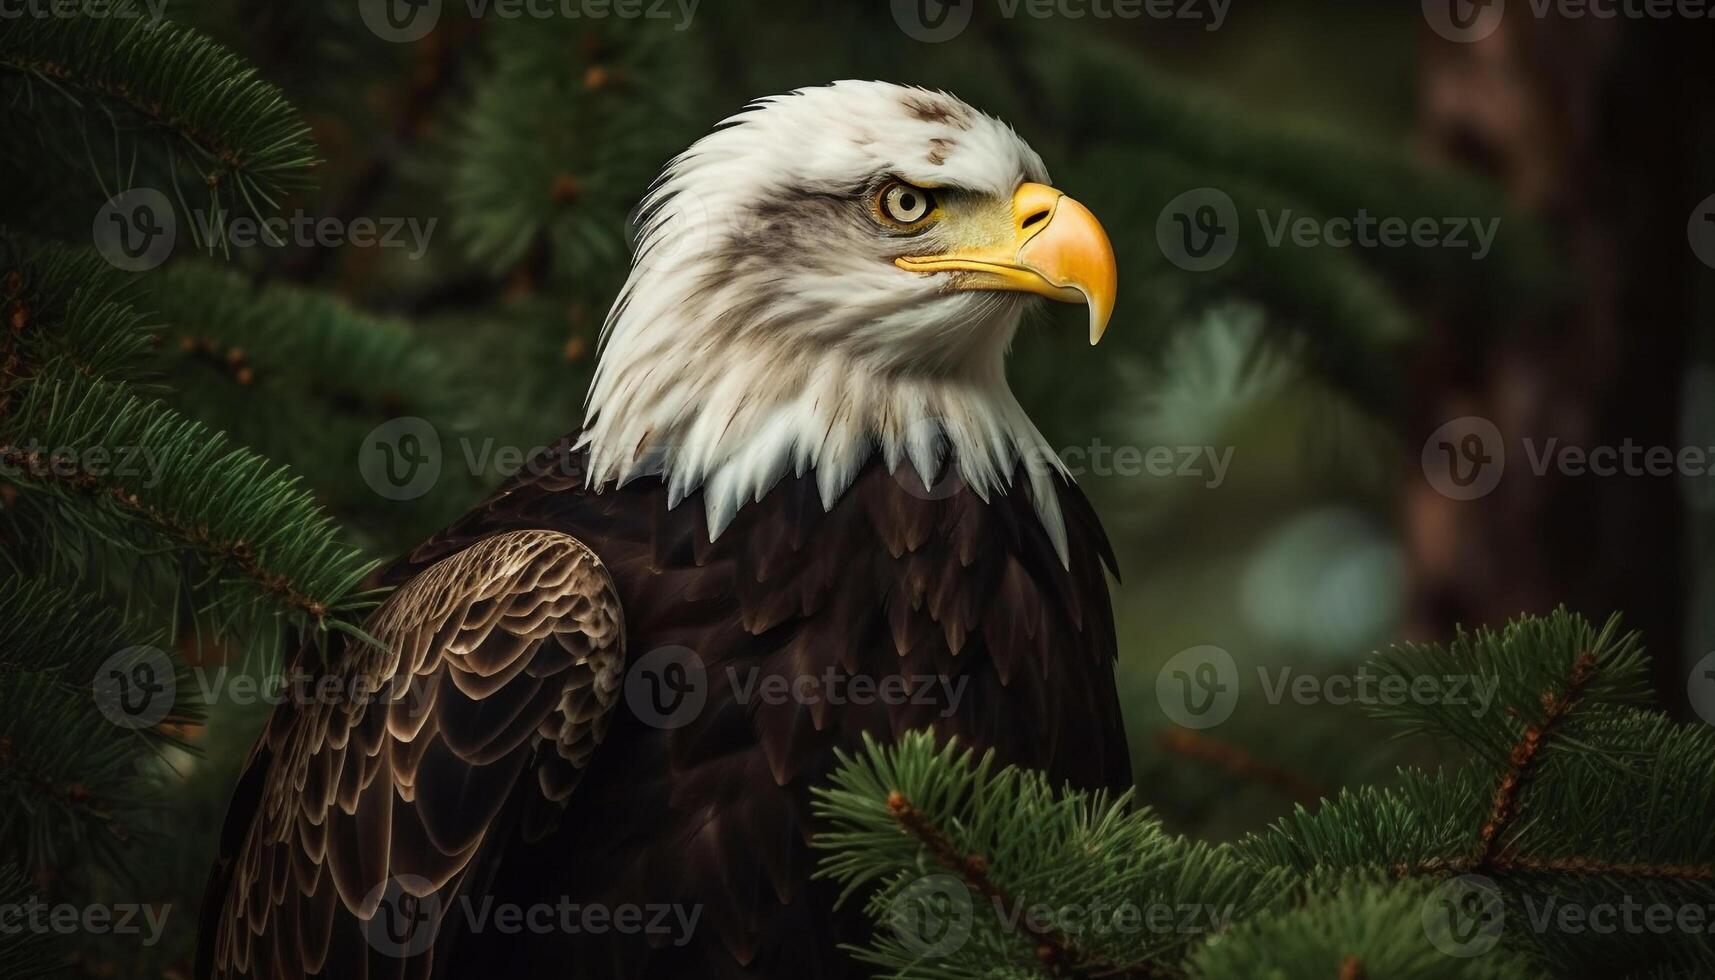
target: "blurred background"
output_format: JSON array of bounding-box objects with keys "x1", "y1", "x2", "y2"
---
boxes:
[{"x1": 3, "y1": 0, "x2": 1713, "y2": 974}]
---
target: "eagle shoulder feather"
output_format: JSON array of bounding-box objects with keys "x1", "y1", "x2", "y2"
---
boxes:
[{"x1": 198, "y1": 529, "x2": 625, "y2": 980}]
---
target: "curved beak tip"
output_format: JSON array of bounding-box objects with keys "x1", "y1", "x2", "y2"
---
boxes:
[
  {"x1": 1014, "y1": 189, "x2": 1117, "y2": 346},
  {"x1": 894, "y1": 182, "x2": 1118, "y2": 345}
]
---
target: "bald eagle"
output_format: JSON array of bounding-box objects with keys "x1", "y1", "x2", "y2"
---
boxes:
[{"x1": 199, "y1": 81, "x2": 1128, "y2": 980}]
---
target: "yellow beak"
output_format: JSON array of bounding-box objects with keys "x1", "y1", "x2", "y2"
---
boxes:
[{"x1": 895, "y1": 182, "x2": 1118, "y2": 344}]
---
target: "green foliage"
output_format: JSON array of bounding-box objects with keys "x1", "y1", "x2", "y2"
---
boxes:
[
  {"x1": 0, "y1": 0, "x2": 316, "y2": 246},
  {"x1": 814, "y1": 731, "x2": 1288, "y2": 978},
  {"x1": 0, "y1": 232, "x2": 154, "y2": 387},
  {"x1": 446, "y1": 16, "x2": 701, "y2": 283},
  {"x1": 0, "y1": 863, "x2": 67, "y2": 978},
  {"x1": 0, "y1": 578, "x2": 198, "y2": 881},
  {"x1": 135, "y1": 261, "x2": 482, "y2": 544},
  {"x1": 1, "y1": 377, "x2": 383, "y2": 651},
  {"x1": 818, "y1": 612, "x2": 1715, "y2": 979},
  {"x1": 1247, "y1": 613, "x2": 1715, "y2": 978},
  {"x1": 1186, "y1": 877, "x2": 1548, "y2": 980},
  {"x1": 1364, "y1": 610, "x2": 1654, "y2": 759}
]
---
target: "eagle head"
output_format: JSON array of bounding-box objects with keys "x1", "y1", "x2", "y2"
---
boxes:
[{"x1": 580, "y1": 80, "x2": 1118, "y2": 561}]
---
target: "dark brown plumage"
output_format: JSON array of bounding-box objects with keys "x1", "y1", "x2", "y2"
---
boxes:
[{"x1": 198, "y1": 439, "x2": 1129, "y2": 980}]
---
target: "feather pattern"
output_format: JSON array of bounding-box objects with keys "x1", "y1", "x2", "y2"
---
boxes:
[
  {"x1": 198, "y1": 531, "x2": 624, "y2": 980},
  {"x1": 198, "y1": 441, "x2": 1126, "y2": 979}
]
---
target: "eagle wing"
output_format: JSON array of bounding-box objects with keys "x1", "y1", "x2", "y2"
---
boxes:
[{"x1": 198, "y1": 530, "x2": 625, "y2": 980}]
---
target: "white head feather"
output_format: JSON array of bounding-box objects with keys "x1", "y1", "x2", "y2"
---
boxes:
[{"x1": 578, "y1": 81, "x2": 1073, "y2": 562}]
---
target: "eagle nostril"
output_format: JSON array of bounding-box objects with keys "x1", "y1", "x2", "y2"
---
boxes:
[{"x1": 1020, "y1": 209, "x2": 1051, "y2": 231}]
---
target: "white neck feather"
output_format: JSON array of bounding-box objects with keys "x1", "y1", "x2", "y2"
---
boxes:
[
  {"x1": 577, "y1": 301, "x2": 1071, "y2": 564},
  {"x1": 575, "y1": 82, "x2": 1074, "y2": 564}
]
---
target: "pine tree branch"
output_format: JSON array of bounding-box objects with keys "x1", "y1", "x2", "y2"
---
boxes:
[
  {"x1": 817, "y1": 732, "x2": 1284, "y2": 979},
  {"x1": 0, "y1": 4, "x2": 317, "y2": 222},
  {"x1": 1, "y1": 445, "x2": 327, "y2": 620},
  {"x1": 138, "y1": 262, "x2": 459, "y2": 422},
  {"x1": 1475, "y1": 650, "x2": 1598, "y2": 867},
  {"x1": 0, "y1": 270, "x2": 28, "y2": 425},
  {"x1": 0, "y1": 230, "x2": 156, "y2": 402},
  {"x1": 0, "y1": 578, "x2": 198, "y2": 879},
  {"x1": 887, "y1": 789, "x2": 1154, "y2": 979},
  {"x1": 1397, "y1": 852, "x2": 1715, "y2": 883},
  {"x1": 1154, "y1": 730, "x2": 1327, "y2": 807},
  {"x1": 1487, "y1": 853, "x2": 1715, "y2": 881},
  {"x1": 0, "y1": 378, "x2": 384, "y2": 642}
]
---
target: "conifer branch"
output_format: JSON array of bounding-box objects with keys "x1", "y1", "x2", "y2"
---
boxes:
[
  {"x1": 886, "y1": 789, "x2": 1153, "y2": 978},
  {"x1": 0, "y1": 379, "x2": 382, "y2": 641},
  {"x1": 1, "y1": 445, "x2": 328, "y2": 621},
  {"x1": 0, "y1": 3, "x2": 317, "y2": 224},
  {"x1": 1475, "y1": 651, "x2": 1598, "y2": 867}
]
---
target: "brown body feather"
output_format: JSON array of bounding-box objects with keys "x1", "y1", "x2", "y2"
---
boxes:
[{"x1": 199, "y1": 440, "x2": 1130, "y2": 979}]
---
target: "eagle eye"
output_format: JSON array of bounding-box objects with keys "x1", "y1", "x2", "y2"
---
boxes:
[{"x1": 875, "y1": 180, "x2": 937, "y2": 229}]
